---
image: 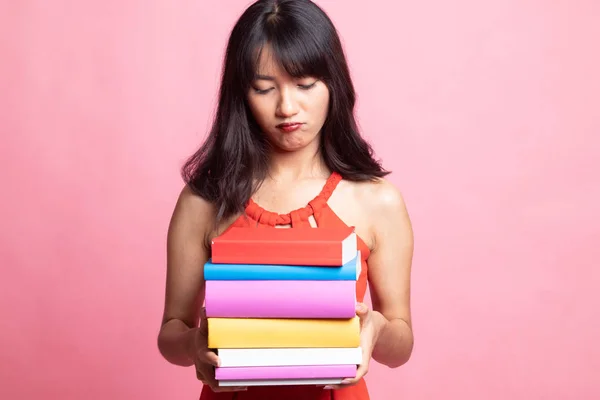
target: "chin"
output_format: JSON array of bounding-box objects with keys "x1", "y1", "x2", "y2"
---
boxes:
[
  {"x1": 274, "y1": 141, "x2": 309, "y2": 153},
  {"x1": 268, "y1": 132, "x2": 320, "y2": 153}
]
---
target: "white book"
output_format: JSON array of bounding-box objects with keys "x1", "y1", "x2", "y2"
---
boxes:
[
  {"x1": 219, "y1": 378, "x2": 343, "y2": 387},
  {"x1": 217, "y1": 347, "x2": 363, "y2": 367}
]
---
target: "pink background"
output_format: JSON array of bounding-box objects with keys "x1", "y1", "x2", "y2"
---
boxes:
[{"x1": 1, "y1": 1, "x2": 599, "y2": 399}]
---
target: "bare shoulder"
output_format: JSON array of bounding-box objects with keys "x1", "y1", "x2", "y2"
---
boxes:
[
  {"x1": 169, "y1": 185, "x2": 241, "y2": 245},
  {"x1": 352, "y1": 177, "x2": 413, "y2": 251},
  {"x1": 174, "y1": 184, "x2": 216, "y2": 217},
  {"x1": 341, "y1": 177, "x2": 410, "y2": 222},
  {"x1": 168, "y1": 185, "x2": 217, "y2": 248},
  {"x1": 332, "y1": 177, "x2": 411, "y2": 251},
  {"x1": 359, "y1": 178, "x2": 407, "y2": 211}
]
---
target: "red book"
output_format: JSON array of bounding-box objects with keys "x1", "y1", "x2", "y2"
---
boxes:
[{"x1": 211, "y1": 227, "x2": 357, "y2": 266}]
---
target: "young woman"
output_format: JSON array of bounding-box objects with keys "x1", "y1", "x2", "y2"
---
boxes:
[{"x1": 157, "y1": 1, "x2": 414, "y2": 399}]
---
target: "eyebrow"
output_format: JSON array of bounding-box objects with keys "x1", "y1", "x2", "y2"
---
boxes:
[{"x1": 255, "y1": 74, "x2": 275, "y2": 81}]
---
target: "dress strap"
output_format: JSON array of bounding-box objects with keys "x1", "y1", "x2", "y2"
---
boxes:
[{"x1": 307, "y1": 171, "x2": 342, "y2": 212}]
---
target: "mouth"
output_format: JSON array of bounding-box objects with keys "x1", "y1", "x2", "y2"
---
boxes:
[{"x1": 276, "y1": 122, "x2": 304, "y2": 133}]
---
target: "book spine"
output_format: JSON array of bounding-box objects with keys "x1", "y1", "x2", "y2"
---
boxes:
[
  {"x1": 205, "y1": 280, "x2": 356, "y2": 318},
  {"x1": 219, "y1": 378, "x2": 343, "y2": 387},
  {"x1": 215, "y1": 365, "x2": 357, "y2": 380},
  {"x1": 207, "y1": 317, "x2": 360, "y2": 348},
  {"x1": 203, "y1": 259, "x2": 357, "y2": 280},
  {"x1": 216, "y1": 347, "x2": 363, "y2": 367},
  {"x1": 211, "y1": 241, "x2": 343, "y2": 266}
]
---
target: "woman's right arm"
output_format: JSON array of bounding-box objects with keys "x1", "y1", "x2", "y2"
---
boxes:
[
  {"x1": 157, "y1": 185, "x2": 216, "y2": 366},
  {"x1": 157, "y1": 186, "x2": 246, "y2": 392}
]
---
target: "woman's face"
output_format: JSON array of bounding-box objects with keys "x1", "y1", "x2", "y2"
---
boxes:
[{"x1": 247, "y1": 45, "x2": 330, "y2": 152}]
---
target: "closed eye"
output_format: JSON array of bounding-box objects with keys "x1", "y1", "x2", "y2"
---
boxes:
[
  {"x1": 253, "y1": 87, "x2": 274, "y2": 94},
  {"x1": 298, "y1": 82, "x2": 317, "y2": 90}
]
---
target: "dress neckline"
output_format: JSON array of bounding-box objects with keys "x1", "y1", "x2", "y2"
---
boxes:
[{"x1": 244, "y1": 172, "x2": 342, "y2": 227}]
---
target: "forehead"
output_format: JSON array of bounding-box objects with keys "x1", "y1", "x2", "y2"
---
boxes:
[{"x1": 254, "y1": 45, "x2": 287, "y2": 77}]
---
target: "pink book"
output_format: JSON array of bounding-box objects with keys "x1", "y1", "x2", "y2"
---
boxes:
[
  {"x1": 215, "y1": 365, "x2": 357, "y2": 380},
  {"x1": 205, "y1": 280, "x2": 356, "y2": 318}
]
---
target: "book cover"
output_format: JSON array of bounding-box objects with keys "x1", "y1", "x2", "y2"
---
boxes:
[
  {"x1": 215, "y1": 364, "x2": 357, "y2": 380},
  {"x1": 203, "y1": 251, "x2": 361, "y2": 281},
  {"x1": 211, "y1": 227, "x2": 357, "y2": 266},
  {"x1": 207, "y1": 317, "x2": 360, "y2": 348},
  {"x1": 205, "y1": 280, "x2": 356, "y2": 318}
]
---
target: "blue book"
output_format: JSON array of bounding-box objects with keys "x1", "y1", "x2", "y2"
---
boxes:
[{"x1": 204, "y1": 251, "x2": 361, "y2": 281}]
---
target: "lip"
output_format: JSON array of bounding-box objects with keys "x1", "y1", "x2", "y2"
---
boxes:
[{"x1": 276, "y1": 122, "x2": 304, "y2": 133}]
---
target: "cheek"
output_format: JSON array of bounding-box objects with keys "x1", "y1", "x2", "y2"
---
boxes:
[
  {"x1": 248, "y1": 97, "x2": 270, "y2": 123},
  {"x1": 312, "y1": 90, "x2": 330, "y2": 120}
]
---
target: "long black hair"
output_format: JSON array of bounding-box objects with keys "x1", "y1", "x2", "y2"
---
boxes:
[{"x1": 182, "y1": 0, "x2": 389, "y2": 222}]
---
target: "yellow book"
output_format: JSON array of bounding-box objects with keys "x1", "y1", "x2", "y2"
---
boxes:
[{"x1": 208, "y1": 317, "x2": 360, "y2": 348}]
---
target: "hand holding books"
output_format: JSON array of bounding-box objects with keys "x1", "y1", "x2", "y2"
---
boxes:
[
  {"x1": 323, "y1": 302, "x2": 387, "y2": 390},
  {"x1": 189, "y1": 307, "x2": 247, "y2": 393}
]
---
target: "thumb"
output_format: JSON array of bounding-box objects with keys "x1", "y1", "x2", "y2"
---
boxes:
[
  {"x1": 199, "y1": 308, "x2": 209, "y2": 335},
  {"x1": 199, "y1": 305, "x2": 208, "y2": 320},
  {"x1": 355, "y1": 302, "x2": 369, "y2": 318}
]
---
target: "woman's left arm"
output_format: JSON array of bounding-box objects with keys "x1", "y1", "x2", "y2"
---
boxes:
[
  {"x1": 366, "y1": 179, "x2": 415, "y2": 368},
  {"x1": 324, "y1": 180, "x2": 414, "y2": 389}
]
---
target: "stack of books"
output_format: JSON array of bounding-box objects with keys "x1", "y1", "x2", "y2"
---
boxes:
[{"x1": 204, "y1": 226, "x2": 363, "y2": 387}]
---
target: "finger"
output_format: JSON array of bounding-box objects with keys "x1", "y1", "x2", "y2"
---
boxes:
[
  {"x1": 355, "y1": 302, "x2": 368, "y2": 314},
  {"x1": 195, "y1": 368, "x2": 207, "y2": 383},
  {"x1": 196, "y1": 359, "x2": 245, "y2": 392},
  {"x1": 205, "y1": 377, "x2": 248, "y2": 393},
  {"x1": 196, "y1": 362, "x2": 218, "y2": 386},
  {"x1": 199, "y1": 319, "x2": 209, "y2": 336},
  {"x1": 197, "y1": 361, "x2": 246, "y2": 392},
  {"x1": 323, "y1": 381, "x2": 350, "y2": 390},
  {"x1": 323, "y1": 367, "x2": 364, "y2": 390},
  {"x1": 341, "y1": 359, "x2": 368, "y2": 386},
  {"x1": 198, "y1": 350, "x2": 220, "y2": 367},
  {"x1": 199, "y1": 307, "x2": 209, "y2": 335},
  {"x1": 210, "y1": 385, "x2": 248, "y2": 392},
  {"x1": 200, "y1": 374, "x2": 219, "y2": 390},
  {"x1": 355, "y1": 303, "x2": 370, "y2": 322}
]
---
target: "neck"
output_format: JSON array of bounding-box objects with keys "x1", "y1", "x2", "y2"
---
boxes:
[{"x1": 266, "y1": 141, "x2": 329, "y2": 182}]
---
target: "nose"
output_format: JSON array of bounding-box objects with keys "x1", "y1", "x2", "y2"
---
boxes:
[{"x1": 276, "y1": 86, "x2": 299, "y2": 118}]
